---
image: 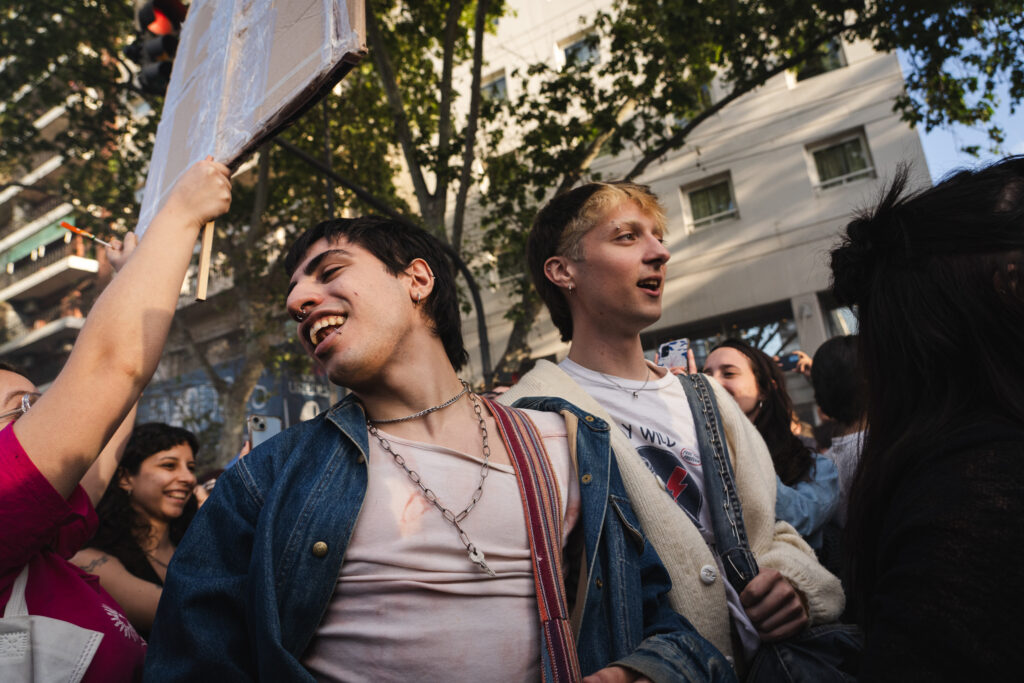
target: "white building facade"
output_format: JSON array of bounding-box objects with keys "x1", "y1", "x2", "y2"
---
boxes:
[{"x1": 460, "y1": 0, "x2": 929, "y2": 405}]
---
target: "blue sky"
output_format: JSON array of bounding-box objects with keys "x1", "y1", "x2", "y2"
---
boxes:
[{"x1": 899, "y1": 53, "x2": 1024, "y2": 183}]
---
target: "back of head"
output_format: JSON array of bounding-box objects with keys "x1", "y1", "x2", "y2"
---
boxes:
[
  {"x1": 830, "y1": 156, "x2": 1024, "y2": 612},
  {"x1": 527, "y1": 182, "x2": 665, "y2": 341},
  {"x1": 831, "y1": 157, "x2": 1024, "y2": 434},
  {"x1": 811, "y1": 335, "x2": 865, "y2": 428},
  {"x1": 285, "y1": 216, "x2": 468, "y2": 370},
  {"x1": 712, "y1": 338, "x2": 813, "y2": 485}
]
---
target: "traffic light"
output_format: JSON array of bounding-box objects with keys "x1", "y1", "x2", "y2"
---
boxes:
[{"x1": 125, "y1": 0, "x2": 188, "y2": 96}]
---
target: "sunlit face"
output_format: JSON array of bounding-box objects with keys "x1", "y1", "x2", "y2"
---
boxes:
[
  {"x1": 0, "y1": 370, "x2": 39, "y2": 430},
  {"x1": 558, "y1": 202, "x2": 670, "y2": 336},
  {"x1": 286, "y1": 237, "x2": 419, "y2": 387},
  {"x1": 703, "y1": 347, "x2": 763, "y2": 420},
  {"x1": 121, "y1": 443, "x2": 197, "y2": 523}
]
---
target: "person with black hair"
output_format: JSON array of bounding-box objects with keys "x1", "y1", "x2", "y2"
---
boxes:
[
  {"x1": 72, "y1": 423, "x2": 199, "y2": 636},
  {"x1": 830, "y1": 156, "x2": 1024, "y2": 679},
  {"x1": 703, "y1": 339, "x2": 839, "y2": 549},
  {"x1": 809, "y1": 335, "x2": 866, "y2": 528},
  {"x1": 146, "y1": 215, "x2": 733, "y2": 682}
]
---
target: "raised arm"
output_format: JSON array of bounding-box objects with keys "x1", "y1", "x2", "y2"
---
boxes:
[
  {"x1": 80, "y1": 402, "x2": 138, "y2": 507},
  {"x1": 14, "y1": 159, "x2": 231, "y2": 499}
]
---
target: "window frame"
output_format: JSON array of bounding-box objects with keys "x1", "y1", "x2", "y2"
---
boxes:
[
  {"x1": 806, "y1": 130, "x2": 876, "y2": 191},
  {"x1": 680, "y1": 173, "x2": 740, "y2": 233},
  {"x1": 480, "y1": 70, "x2": 508, "y2": 102},
  {"x1": 793, "y1": 38, "x2": 848, "y2": 83},
  {"x1": 557, "y1": 30, "x2": 600, "y2": 70}
]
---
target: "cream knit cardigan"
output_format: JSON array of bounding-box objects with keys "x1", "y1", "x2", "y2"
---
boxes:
[{"x1": 501, "y1": 360, "x2": 844, "y2": 663}]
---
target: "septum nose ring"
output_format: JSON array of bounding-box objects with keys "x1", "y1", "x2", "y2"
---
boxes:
[{"x1": 295, "y1": 305, "x2": 311, "y2": 323}]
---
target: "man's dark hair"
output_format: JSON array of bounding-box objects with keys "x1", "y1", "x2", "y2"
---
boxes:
[
  {"x1": 527, "y1": 182, "x2": 665, "y2": 341},
  {"x1": 285, "y1": 216, "x2": 468, "y2": 370},
  {"x1": 811, "y1": 335, "x2": 865, "y2": 426}
]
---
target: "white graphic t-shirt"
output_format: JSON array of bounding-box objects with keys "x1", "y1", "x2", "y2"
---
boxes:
[
  {"x1": 560, "y1": 358, "x2": 714, "y2": 544},
  {"x1": 560, "y1": 358, "x2": 761, "y2": 661}
]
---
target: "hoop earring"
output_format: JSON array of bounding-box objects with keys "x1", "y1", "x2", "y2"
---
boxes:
[
  {"x1": 568, "y1": 284, "x2": 575, "y2": 295},
  {"x1": 416, "y1": 292, "x2": 422, "y2": 304}
]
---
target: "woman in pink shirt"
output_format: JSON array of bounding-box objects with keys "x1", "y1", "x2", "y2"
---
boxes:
[{"x1": 0, "y1": 159, "x2": 231, "y2": 683}]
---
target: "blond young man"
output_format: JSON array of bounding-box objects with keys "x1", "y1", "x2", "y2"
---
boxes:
[{"x1": 501, "y1": 182, "x2": 844, "y2": 671}]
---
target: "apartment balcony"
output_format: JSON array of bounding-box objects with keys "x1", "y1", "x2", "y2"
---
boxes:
[
  {"x1": 0, "y1": 196, "x2": 67, "y2": 242},
  {"x1": 0, "y1": 298, "x2": 85, "y2": 360},
  {"x1": 0, "y1": 240, "x2": 99, "y2": 302}
]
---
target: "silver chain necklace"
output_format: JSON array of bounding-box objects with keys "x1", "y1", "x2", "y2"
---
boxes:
[
  {"x1": 599, "y1": 366, "x2": 652, "y2": 399},
  {"x1": 369, "y1": 381, "x2": 469, "y2": 424},
  {"x1": 367, "y1": 390, "x2": 496, "y2": 577}
]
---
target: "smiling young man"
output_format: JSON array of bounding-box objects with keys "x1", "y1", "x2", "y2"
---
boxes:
[
  {"x1": 500, "y1": 182, "x2": 845, "y2": 674},
  {"x1": 144, "y1": 216, "x2": 735, "y2": 682}
]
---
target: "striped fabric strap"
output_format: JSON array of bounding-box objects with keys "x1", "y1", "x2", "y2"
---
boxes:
[{"x1": 485, "y1": 399, "x2": 583, "y2": 683}]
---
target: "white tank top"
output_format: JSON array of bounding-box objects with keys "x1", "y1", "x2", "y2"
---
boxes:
[{"x1": 301, "y1": 409, "x2": 579, "y2": 682}]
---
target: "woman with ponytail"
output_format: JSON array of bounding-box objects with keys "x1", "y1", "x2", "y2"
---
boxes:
[{"x1": 830, "y1": 157, "x2": 1024, "y2": 679}]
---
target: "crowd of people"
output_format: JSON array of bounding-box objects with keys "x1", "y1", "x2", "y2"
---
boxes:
[{"x1": 0, "y1": 153, "x2": 1021, "y2": 682}]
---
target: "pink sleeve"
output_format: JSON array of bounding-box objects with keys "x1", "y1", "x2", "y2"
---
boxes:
[{"x1": 0, "y1": 424, "x2": 96, "y2": 581}]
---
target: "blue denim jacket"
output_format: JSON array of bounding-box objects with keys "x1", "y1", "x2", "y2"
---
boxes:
[
  {"x1": 774, "y1": 454, "x2": 840, "y2": 549},
  {"x1": 144, "y1": 395, "x2": 735, "y2": 682}
]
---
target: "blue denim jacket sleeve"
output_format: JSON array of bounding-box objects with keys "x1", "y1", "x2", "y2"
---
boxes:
[
  {"x1": 144, "y1": 457, "x2": 266, "y2": 682},
  {"x1": 774, "y1": 453, "x2": 840, "y2": 543}
]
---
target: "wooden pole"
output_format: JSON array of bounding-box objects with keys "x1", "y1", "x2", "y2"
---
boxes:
[{"x1": 194, "y1": 221, "x2": 215, "y2": 301}]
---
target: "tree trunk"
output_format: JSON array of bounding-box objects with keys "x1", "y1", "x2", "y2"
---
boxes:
[
  {"x1": 214, "y1": 341, "x2": 270, "y2": 467},
  {"x1": 490, "y1": 292, "x2": 544, "y2": 386}
]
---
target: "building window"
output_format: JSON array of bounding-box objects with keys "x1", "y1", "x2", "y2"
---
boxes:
[
  {"x1": 683, "y1": 175, "x2": 739, "y2": 230},
  {"x1": 808, "y1": 132, "x2": 875, "y2": 190},
  {"x1": 795, "y1": 38, "x2": 847, "y2": 81},
  {"x1": 481, "y1": 72, "x2": 507, "y2": 101},
  {"x1": 560, "y1": 33, "x2": 599, "y2": 68}
]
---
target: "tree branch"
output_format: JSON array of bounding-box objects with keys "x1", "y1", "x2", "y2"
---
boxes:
[
  {"x1": 451, "y1": 0, "x2": 489, "y2": 251},
  {"x1": 172, "y1": 316, "x2": 229, "y2": 395},
  {"x1": 240, "y1": 144, "x2": 272, "y2": 255},
  {"x1": 273, "y1": 138, "x2": 420, "y2": 227},
  {"x1": 434, "y1": 0, "x2": 467, "y2": 216},
  {"x1": 557, "y1": 97, "x2": 637, "y2": 195},
  {"x1": 365, "y1": 2, "x2": 434, "y2": 217},
  {"x1": 624, "y1": 22, "x2": 858, "y2": 180}
]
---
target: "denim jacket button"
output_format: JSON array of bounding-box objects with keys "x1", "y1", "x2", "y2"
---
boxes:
[
  {"x1": 580, "y1": 473, "x2": 592, "y2": 484},
  {"x1": 312, "y1": 541, "x2": 329, "y2": 558},
  {"x1": 699, "y1": 564, "x2": 717, "y2": 585},
  {"x1": 584, "y1": 415, "x2": 595, "y2": 422},
  {"x1": 595, "y1": 577, "x2": 603, "y2": 589}
]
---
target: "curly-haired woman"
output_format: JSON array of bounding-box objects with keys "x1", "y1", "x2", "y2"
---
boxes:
[{"x1": 72, "y1": 423, "x2": 198, "y2": 637}]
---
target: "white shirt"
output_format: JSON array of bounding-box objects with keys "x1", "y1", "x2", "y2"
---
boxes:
[{"x1": 560, "y1": 358, "x2": 761, "y2": 661}]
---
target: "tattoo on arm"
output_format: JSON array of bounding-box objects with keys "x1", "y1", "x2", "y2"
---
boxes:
[{"x1": 78, "y1": 554, "x2": 110, "y2": 573}]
